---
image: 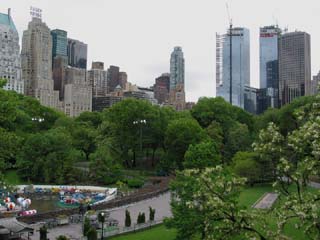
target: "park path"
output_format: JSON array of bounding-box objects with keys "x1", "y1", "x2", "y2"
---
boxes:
[
  {"x1": 253, "y1": 192, "x2": 279, "y2": 209},
  {"x1": 25, "y1": 192, "x2": 171, "y2": 240}
]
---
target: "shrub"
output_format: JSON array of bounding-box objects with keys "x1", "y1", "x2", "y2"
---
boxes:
[
  {"x1": 127, "y1": 178, "x2": 144, "y2": 188},
  {"x1": 149, "y1": 206, "x2": 156, "y2": 221},
  {"x1": 125, "y1": 209, "x2": 131, "y2": 227},
  {"x1": 137, "y1": 212, "x2": 146, "y2": 224}
]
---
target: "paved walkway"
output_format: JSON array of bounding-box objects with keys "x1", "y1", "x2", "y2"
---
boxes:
[
  {"x1": 25, "y1": 192, "x2": 171, "y2": 240},
  {"x1": 253, "y1": 192, "x2": 279, "y2": 209}
]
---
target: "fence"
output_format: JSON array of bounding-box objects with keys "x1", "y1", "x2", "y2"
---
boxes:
[{"x1": 98, "y1": 220, "x2": 163, "y2": 238}]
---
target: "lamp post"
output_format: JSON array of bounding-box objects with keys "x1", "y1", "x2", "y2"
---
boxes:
[
  {"x1": 133, "y1": 119, "x2": 147, "y2": 159},
  {"x1": 99, "y1": 212, "x2": 105, "y2": 240}
]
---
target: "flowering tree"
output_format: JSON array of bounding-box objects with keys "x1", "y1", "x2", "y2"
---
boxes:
[
  {"x1": 166, "y1": 166, "x2": 272, "y2": 240},
  {"x1": 273, "y1": 96, "x2": 320, "y2": 238}
]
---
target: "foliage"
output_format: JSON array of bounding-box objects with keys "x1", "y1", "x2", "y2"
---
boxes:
[
  {"x1": 253, "y1": 122, "x2": 285, "y2": 182},
  {"x1": 164, "y1": 118, "x2": 206, "y2": 170},
  {"x1": 89, "y1": 139, "x2": 122, "y2": 184},
  {"x1": 127, "y1": 178, "x2": 144, "y2": 188},
  {"x1": 224, "y1": 122, "x2": 251, "y2": 163},
  {"x1": 149, "y1": 206, "x2": 156, "y2": 221},
  {"x1": 17, "y1": 128, "x2": 81, "y2": 184},
  {"x1": 56, "y1": 236, "x2": 69, "y2": 240},
  {"x1": 166, "y1": 166, "x2": 272, "y2": 240},
  {"x1": 39, "y1": 226, "x2": 48, "y2": 240},
  {"x1": 268, "y1": 94, "x2": 320, "y2": 238},
  {"x1": 137, "y1": 212, "x2": 146, "y2": 224},
  {"x1": 83, "y1": 217, "x2": 91, "y2": 236},
  {"x1": 232, "y1": 151, "x2": 260, "y2": 186},
  {"x1": 183, "y1": 140, "x2": 221, "y2": 169},
  {"x1": 87, "y1": 227, "x2": 98, "y2": 240},
  {"x1": 125, "y1": 209, "x2": 131, "y2": 227}
]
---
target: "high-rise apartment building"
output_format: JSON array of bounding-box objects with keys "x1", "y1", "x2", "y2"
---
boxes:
[
  {"x1": 278, "y1": 31, "x2": 311, "y2": 106},
  {"x1": 88, "y1": 61, "x2": 108, "y2": 97},
  {"x1": 21, "y1": 16, "x2": 60, "y2": 109},
  {"x1": 67, "y1": 39, "x2": 87, "y2": 69},
  {"x1": 154, "y1": 73, "x2": 170, "y2": 104},
  {"x1": 64, "y1": 67, "x2": 92, "y2": 117},
  {"x1": 169, "y1": 46, "x2": 186, "y2": 110},
  {"x1": 216, "y1": 27, "x2": 250, "y2": 109},
  {"x1": 0, "y1": 9, "x2": 23, "y2": 94},
  {"x1": 119, "y1": 72, "x2": 128, "y2": 89}
]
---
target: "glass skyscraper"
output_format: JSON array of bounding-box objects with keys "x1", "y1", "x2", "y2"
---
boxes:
[
  {"x1": 259, "y1": 26, "x2": 281, "y2": 89},
  {"x1": 67, "y1": 38, "x2": 88, "y2": 69},
  {"x1": 216, "y1": 27, "x2": 250, "y2": 109},
  {"x1": 51, "y1": 29, "x2": 68, "y2": 62}
]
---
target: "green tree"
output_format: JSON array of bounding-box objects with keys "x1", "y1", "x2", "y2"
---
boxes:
[
  {"x1": 224, "y1": 122, "x2": 251, "y2": 163},
  {"x1": 164, "y1": 118, "x2": 207, "y2": 170},
  {"x1": 0, "y1": 128, "x2": 21, "y2": 169},
  {"x1": 232, "y1": 151, "x2": 260, "y2": 186},
  {"x1": 183, "y1": 140, "x2": 221, "y2": 169},
  {"x1": 206, "y1": 120, "x2": 224, "y2": 151},
  {"x1": 89, "y1": 140, "x2": 122, "y2": 184},
  {"x1": 17, "y1": 128, "x2": 79, "y2": 183}
]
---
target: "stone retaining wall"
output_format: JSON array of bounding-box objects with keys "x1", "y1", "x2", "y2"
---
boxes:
[{"x1": 17, "y1": 177, "x2": 171, "y2": 224}]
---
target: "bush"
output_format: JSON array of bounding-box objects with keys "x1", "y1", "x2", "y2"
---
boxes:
[
  {"x1": 83, "y1": 217, "x2": 91, "y2": 236},
  {"x1": 125, "y1": 209, "x2": 131, "y2": 227},
  {"x1": 137, "y1": 212, "x2": 146, "y2": 224},
  {"x1": 127, "y1": 178, "x2": 144, "y2": 188},
  {"x1": 149, "y1": 206, "x2": 156, "y2": 221}
]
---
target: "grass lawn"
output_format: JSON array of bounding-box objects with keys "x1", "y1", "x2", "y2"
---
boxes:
[
  {"x1": 109, "y1": 225, "x2": 176, "y2": 240},
  {"x1": 4, "y1": 169, "x2": 23, "y2": 185}
]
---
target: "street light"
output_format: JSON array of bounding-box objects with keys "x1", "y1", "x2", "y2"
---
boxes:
[
  {"x1": 133, "y1": 119, "x2": 147, "y2": 161},
  {"x1": 99, "y1": 212, "x2": 105, "y2": 240}
]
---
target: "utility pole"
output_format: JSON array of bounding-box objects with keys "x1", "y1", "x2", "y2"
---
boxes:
[{"x1": 226, "y1": 3, "x2": 233, "y2": 104}]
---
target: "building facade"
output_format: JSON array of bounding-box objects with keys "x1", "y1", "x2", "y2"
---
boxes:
[
  {"x1": 216, "y1": 27, "x2": 250, "y2": 109},
  {"x1": 278, "y1": 31, "x2": 311, "y2": 106},
  {"x1": 260, "y1": 26, "x2": 281, "y2": 89},
  {"x1": 88, "y1": 61, "x2": 108, "y2": 97},
  {"x1": 0, "y1": 9, "x2": 23, "y2": 94},
  {"x1": 92, "y1": 95, "x2": 123, "y2": 112},
  {"x1": 21, "y1": 17, "x2": 60, "y2": 109},
  {"x1": 51, "y1": 29, "x2": 67, "y2": 63},
  {"x1": 169, "y1": 47, "x2": 186, "y2": 110},
  {"x1": 154, "y1": 73, "x2": 170, "y2": 104},
  {"x1": 67, "y1": 38, "x2": 87, "y2": 69},
  {"x1": 311, "y1": 72, "x2": 320, "y2": 95},
  {"x1": 64, "y1": 67, "x2": 92, "y2": 117},
  {"x1": 107, "y1": 65, "x2": 120, "y2": 93}
]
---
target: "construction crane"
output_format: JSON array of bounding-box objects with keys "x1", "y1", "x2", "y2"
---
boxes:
[{"x1": 226, "y1": 3, "x2": 233, "y2": 104}]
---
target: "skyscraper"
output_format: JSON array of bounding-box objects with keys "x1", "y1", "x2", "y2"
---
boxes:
[
  {"x1": 154, "y1": 73, "x2": 170, "y2": 104},
  {"x1": 21, "y1": 16, "x2": 60, "y2": 109},
  {"x1": 88, "y1": 61, "x2": 108, "y2": 97},
  {"x1": 51, "y1": 29, "x2": 68, "y2": 62},
  {"x1": 169, "y1": 46, "x2": 185, "y2": 110},
  {"x1": 260, "y1": 26, "x2": 281, "y2": 89},
  {"x1": 64, "y1": 67, "x2": 92, "y2": 117},
  {"x1": 51, "y1": 29, "x2": 68, "y2": 99},
  {"x1": 216, "y1": 27, "x2": 250, "y2": 108},
  {"x1": 67, "y1": 39, "x2": 88, "y2": 69},
  {"x1": 278, "y1": 31, "x2": 311, "y2": 106},
  {"x1": 0, "y1": 9, "x2": 23, "y2": 94}
]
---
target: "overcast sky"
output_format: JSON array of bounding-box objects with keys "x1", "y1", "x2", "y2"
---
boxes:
[{"x1": 2, "y1": 0, "x2": 320, "y2": 102}]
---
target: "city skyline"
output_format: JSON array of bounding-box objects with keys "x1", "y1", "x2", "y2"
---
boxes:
[{"x1": 2, "y1": 0, "x2": 320, "y2": 102}]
